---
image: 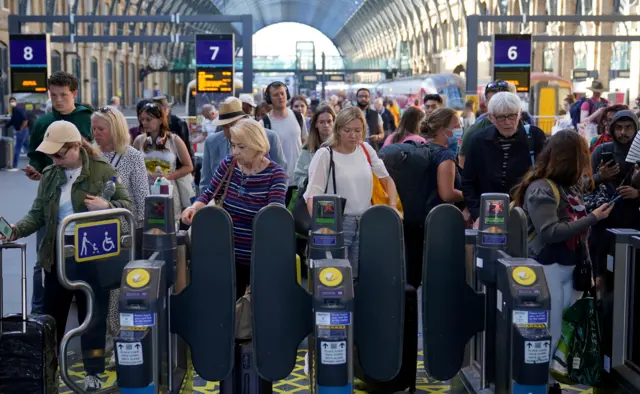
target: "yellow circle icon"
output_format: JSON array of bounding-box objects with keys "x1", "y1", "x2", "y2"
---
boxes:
[
  {"x1": 319, "y1": 268, "x2": 343, "y2": 287},
  {"x1": 126, "y1": 269, "x2": 150, "y2": 288},
  {"x1": 512, "y1": 266, "x2": 536, "y2": 286}
]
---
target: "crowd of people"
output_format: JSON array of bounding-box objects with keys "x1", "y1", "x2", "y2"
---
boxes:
[{"x1": 3, "y1": 70, "x2": 640, "y2": 392}]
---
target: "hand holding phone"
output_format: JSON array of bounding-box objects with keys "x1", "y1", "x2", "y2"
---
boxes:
[
  {"x1": 609, "y1": 195, "x2": 623, "y2": 205},
  {"x1": 0, "y1": 216, "x2": 15, "y2": 241}
]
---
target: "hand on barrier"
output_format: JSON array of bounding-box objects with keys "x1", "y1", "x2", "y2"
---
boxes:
[
  {"x1": 592, "y1": 202, "x2": 615, "y2": 221},
  {"x1": 84, "y1": 195, "x2": 111, "y2": 211},
  {"x1": 181, "y1": 206, "x2": 198, "y2": 225},
  {"x1": 23, "y1": 165, "x2": 41, "y2": 181},
  {"x1": 617, "y1": 185, "x2": 640, "y2": 200},
  {"x1": 472, "y1": 218, "x2": 480, "y2": 230}
]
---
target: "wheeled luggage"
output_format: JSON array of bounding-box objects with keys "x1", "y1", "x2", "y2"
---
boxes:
[{"x1": 0, "y1": 242, "x2": 58, "y2": 393}]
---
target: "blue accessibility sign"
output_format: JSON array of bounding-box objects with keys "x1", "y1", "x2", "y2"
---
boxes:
[{"x1": 74, "y1": 219, "x2": 121, "y2": 262}]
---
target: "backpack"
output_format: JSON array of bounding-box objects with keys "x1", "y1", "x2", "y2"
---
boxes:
[
  {"x1": 262, "y1": 111, "x2": 304, "y2": 132},
  {"x1": 524, "y1": 124, "x2": 535, "y2": 166},
  {"x1": 378, "y1": 140, "x2": 441, "y2": 227},
  {"x1": 570, "y1": 98, "x2": 609, "y2": 128}
]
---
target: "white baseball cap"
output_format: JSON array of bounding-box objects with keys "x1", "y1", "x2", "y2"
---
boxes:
[{"x1": 239, "y1": 94, "x2": 257, "y2": 108}]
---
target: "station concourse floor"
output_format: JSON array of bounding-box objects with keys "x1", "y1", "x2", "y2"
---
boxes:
[{"x1": 0, "y1": 162, "x2": 593, "y2": 394}]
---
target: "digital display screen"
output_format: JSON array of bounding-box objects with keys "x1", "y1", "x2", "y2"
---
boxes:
[
  {"x1": 315, "y1": 200, "x2": 336, "y2": 223},
  {"x1": 493, "y1": 35, "x2": 532, "y2": 66},
  {"x1": 493, "y1": 68, "x2": 531, "y2": 93},
  {"x1": 11, "y1": 69, "x2": 48, "y2": 93},
  {"x1": 481, "y1": 234, "x2": 507, "y2": 245},
  {"x1": 484, "y1": 199, "x2": 506, "y2": 225},
  {"x1": 313, "y1": 235, "x2": 337, "y2": 246},
  {"x1": 196, "y1": 69, "x2": 233, "y2": 93}
]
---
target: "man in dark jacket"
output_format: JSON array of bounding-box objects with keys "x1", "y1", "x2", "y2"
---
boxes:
[
  {"x1": 462, "y1": 92, "x2": 547, "y2": 224},
  {"x1": 590, "y1": 110, "x2": 640, "y2": 285}
]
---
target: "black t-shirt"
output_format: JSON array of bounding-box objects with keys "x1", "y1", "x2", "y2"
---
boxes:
[{"x1": 10, "y1": 107, "x2": 27, "y2": 130}]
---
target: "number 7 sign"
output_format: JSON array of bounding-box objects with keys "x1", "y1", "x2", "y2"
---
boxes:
[{"x1": 210, "y1": 46, "x2": 219, "y2": 61}]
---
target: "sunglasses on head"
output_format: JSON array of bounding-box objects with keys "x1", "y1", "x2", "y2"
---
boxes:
[
  {"x1": 486, "y1": 81, "x2": 509, "y2": 93},
  {"x1": 97, "y1": 106, "x2": 113, "y2": 114}
]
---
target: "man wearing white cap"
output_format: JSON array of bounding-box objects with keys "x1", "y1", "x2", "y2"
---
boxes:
[{"x1": 199, "y1": 97, "x2": 287, "y2": 192}]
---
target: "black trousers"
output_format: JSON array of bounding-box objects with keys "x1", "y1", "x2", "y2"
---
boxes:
[
  {"x1": 43, "y1": 259, "x2": 110, "y2": 375},
  {"x1": 236, "y1": 263, "x2": 251, "y2": 300}
]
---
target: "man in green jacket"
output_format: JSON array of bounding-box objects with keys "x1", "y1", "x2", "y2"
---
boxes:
[
  {"x1": 24, "y1": 71, "x2": 93, "y2": 314},
  {"x1": 25, "y1": 71, "x2": 93, "y2": 180}
]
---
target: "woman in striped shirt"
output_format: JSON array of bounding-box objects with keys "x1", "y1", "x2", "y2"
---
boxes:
[{"x1": 181, "y1": 118, "x2": 287, "y2": 299}]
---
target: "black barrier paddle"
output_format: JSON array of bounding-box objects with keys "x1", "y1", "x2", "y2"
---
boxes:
[
  {"x1": 507, "y1": 207, "x2": 528, "y2": 258},
  {"x1": 171, "y1": 206, "x2": 236, "y2": 382},
  {"x1": 252, "y1": 204, "x2": 312, "y2": 381},
  {"x1": 422, "y1": 204, "x2": 485, "y2": 380},
  {"x1": 355, "y1": 205, "x2": 405, "y2": 381}
]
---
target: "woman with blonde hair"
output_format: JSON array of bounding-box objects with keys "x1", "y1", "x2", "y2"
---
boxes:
[
  {"x1": 181, "y1": 118, "x2": 287, "y2": 300},
  {"x1": 304, "y1": 106, "x2": 400, "y2": 274}
]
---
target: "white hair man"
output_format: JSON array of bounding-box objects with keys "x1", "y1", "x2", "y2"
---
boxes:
[{"x1": 461, "y1": 91, "x2": 547, "y2": 226}]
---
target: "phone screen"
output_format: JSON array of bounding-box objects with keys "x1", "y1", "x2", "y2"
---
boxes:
[
  {"x1": 609, "y1": 195, "x2": 622, "y2": 205},
  {"x1": 602, "y1": 152, "x2": 614, "y2": 164},
  {"x1": 0, "y1": 217, "x2": 13, "y2": 239}
]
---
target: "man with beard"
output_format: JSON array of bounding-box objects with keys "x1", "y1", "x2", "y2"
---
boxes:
[
  {"x1": 590, "y1": 110, "x2": 640, "y2": 289},
  {"x1": 355, "y1": 88, "x2": 385, "y2": 150}
]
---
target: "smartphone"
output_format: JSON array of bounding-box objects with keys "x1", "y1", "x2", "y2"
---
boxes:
[
  {"x1": 602, "y1": 152, "x2": 614, "y2": 166},
  {"x1": 0, "y1": 216, "x2": 13, "y2": 240},
  {"x1": 609, "y1": 195, "x2": 622, "y2": 205}
]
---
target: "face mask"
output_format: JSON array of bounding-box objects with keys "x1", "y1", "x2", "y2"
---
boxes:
[
  {"x1": 447, "y1": 128, "x2": 463, "y2": 152},
  {"x1": 10, "y1": 102, "x2": 16, "y2": 107}
]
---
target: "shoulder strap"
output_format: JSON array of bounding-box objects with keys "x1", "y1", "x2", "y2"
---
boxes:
[
  {"x1": 360, "y1": 142, "x2": 372, "y2": 166},
  {"x1": 543, "y1": 179, "x2": 561, "y2": 207},
  {"x1": 324, "y1": 148, "x2": 338, "y2": 194},
  {"x1": 262, "y1": 115, "x2": 271, "y2": 130},
  {"x1": 524, "y1": 124, "x2": 535, "y2": 166}
]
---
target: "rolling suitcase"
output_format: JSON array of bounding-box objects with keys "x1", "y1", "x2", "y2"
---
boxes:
[
  {"x1": 0, "y1": 242, "x2": 58, "y2": 394},
  {"x1": 219, "y1": 341, "x2": 273, "y2": 394},
  {"x1": 0, "y1": 137, "x2": 13, "y2": 170},
  {"x1": 355, "y1": 284, "x2": 418, "y2": 393}
]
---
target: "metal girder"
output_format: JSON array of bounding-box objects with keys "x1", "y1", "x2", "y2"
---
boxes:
[
  {"x1": 88, "y1": 0, "x2": 100, "y2": 36},
  {"x1": 46, "y1": 0, "x2": 57, "y2": 32},
  {"x1": 394, "y1": 0, "x2": 413, "y2": 41},
  {"x1": 426, "y1": 0, "x2": 446, "y2": 51},
  {"x1": 104, "y1": 0, "x2": 119, "y2": 37},
  {"x1": 442, "y1": 0, "x2": 457, "y2": 47},
  {"x1": 388, "y1": 1, "x2": 408, "y2": 42}
]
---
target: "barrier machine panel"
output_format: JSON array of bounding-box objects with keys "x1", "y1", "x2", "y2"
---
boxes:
[{"x1": 423, "y1": 194, "x2": 553, "y2": 394}]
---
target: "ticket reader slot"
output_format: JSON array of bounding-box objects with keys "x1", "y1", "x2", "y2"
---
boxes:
[
  {"x1": 495, "y1": 258, "x2": 551, "y2": 394},
  {"x1": 309, "y1": 196, "x2": 345, "y2": 260},
  {"x1": 143, "y1": 195, "x2": 177, "y2": 286},
  {"x1": 116, "y1": 259, "x2": 168, "y2": 394}
]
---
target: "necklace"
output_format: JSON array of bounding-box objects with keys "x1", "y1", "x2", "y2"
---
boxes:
[{"x1": 237, "y1": 158, "x2": 265, "y2": 195}]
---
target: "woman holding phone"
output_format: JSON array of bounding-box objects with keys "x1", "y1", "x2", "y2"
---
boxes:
[{"x1": 0, "y1": 121, "x2": 131, "y2": 391}]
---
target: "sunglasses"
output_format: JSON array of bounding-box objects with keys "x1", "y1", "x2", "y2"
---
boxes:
[
  {"x1": 48, "y1": 147, "x2": 70, "y2": 160},
  {"x1": 485, "y1": 81, "x2": 510, "y2": 94},
  {"x1": 97, "y1": 106, "x2": 114, "y2": 114}
]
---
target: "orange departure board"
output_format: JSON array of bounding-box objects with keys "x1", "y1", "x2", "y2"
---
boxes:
[{"x1": 197, "y1": 69, "x2": 233, "y2": 93}]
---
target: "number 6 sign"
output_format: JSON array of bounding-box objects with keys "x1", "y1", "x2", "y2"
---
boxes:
[{"x1": 493, "y1": 35, "x2": 531, "y2": 67}]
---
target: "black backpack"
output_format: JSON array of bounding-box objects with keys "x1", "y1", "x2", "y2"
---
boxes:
[
  {"x1": 262, "y1": 111, "x2": 304, "y2": 132},
  {"x1": 378, "y1": 141, "x2": 442, "y2": 227}
]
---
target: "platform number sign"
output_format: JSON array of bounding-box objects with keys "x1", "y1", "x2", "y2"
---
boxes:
[
  {"x1": 195, "y1": 34, "x2": 235, "y2": 94},
  {"x1": 492, "y1": 34, "x2": 532, "y2": 93},
  {"x1": 9, "y1": 34, "x2": 51, "y2": 94}
]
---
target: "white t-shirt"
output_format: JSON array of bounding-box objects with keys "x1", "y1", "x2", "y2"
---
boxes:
[
  {"x1": 58, "y1": 167, "x2": 82, "y2": 235},
  {"x1": 304, "y1": 142, "x2": 389, "y2": 216},
  {"x1": 261, "y1": 110, "x2": 308, "y2": 186}
]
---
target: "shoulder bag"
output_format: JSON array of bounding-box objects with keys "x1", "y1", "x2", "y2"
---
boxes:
[{"x1": 170, "y1": 134, "x2": 196, "y2": 208}]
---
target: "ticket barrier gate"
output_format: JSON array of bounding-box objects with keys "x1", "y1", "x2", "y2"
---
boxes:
[
  {"x1": 600, "y1": 228, "x2": 640, "y2": 393},
  {"x1": 56, "y1": 208, "x2": 137, "y2": 394},
  {"x1": 422, "y1": 194, "x2": 552, "y2": 394},
  {"x1": 114, "y1": 195, "x2": 236, "y2": 393},
  {"x1": 251, "y1": 196, "x2": 406, "y2": 393}
]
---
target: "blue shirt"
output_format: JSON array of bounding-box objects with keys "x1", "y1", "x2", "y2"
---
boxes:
[
  {"x1": 200, "y1": 128, "x2": 288, "y2": 192},
  {"x1": 428, "y1": 147, "x2": 461, "y2": 207},
  {"x1": 10, "y1": 106, "x2": 27, "y2": 131}
]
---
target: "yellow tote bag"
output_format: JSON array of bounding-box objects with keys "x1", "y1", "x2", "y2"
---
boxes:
[{"x1": 361, "y1": 143, "x2": 404, "y2": 214}]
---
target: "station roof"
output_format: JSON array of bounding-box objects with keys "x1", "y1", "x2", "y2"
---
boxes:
[{"x1": 208, "y1": 0, "x2": 365, "y2": 38}]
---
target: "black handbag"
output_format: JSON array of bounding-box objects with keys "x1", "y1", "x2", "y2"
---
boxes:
[
  {"x1": 573, "y1": 259, "x2": 593, "y2": 292},
  {"x1": 292, "y1": 148, "x2": 346, "y2": 236}
]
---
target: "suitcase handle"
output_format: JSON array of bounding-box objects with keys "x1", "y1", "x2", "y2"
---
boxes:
[{"x1": 0, "y1": 242, "x2": 28, "y2": 324}]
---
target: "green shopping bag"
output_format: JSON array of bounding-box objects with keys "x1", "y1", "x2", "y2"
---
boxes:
[{"x1": 550, "y1": 296, "x2": 602, "y2": 386}]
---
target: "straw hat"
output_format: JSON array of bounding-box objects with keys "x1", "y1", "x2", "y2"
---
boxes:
[{"x1": 214, "y1": 97, "x2": 249, "y2": 126}]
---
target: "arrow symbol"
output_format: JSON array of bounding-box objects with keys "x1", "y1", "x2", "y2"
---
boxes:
[
  {"x1": 527, "y1": 343, "x2": 532, "y2": 349},
  {"x1": 118, "y1": 344, "x2": 123, "y2": 350},
  {"x1": 544, "y1": 342, "x2": 549, "y2": 347},
  {"x1": 135, "y1": 344, "x2": 141, "y2": 349},
  {"x1": 323, "y1": 343, "x2": 328, "y2": 349},
  {"x1": 340, "y1": 343, "x2": 345, "y2": 349}
]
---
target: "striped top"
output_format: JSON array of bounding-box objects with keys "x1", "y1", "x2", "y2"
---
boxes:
[{"x1": 197, "y1": 155, "x2": 288, "y2": 265}]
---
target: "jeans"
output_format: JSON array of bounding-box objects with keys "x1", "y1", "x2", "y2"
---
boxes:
[
  {"x1": 31, "y1": 226, "x2": 46, "y2": 314},
  {"x1": 343, "y1": 215, "x2": 360, "y2": 277},
  {"x1": 13, "y1": 128, "x2": 29, "y2": 168}
]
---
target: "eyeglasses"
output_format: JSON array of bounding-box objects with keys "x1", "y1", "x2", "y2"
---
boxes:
[
  {"x1": 48, "y1": 147, "x2": 70, "y2": 160},
  {"x1": 493, "y1": 113, "x2": 519, "y2": 122},
  {"x1": 97, "y1": 106, "x2": 113, "y2": 114},
  {"x1": 485, "y1": 81, "x2": 510, "y2": 94}
]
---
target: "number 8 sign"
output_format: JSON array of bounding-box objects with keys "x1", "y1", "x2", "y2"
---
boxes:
[{"x1": 9, "y1": 35, "x2": 49, "y2": 67}]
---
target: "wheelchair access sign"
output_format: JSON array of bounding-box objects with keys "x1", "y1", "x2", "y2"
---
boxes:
[{"x1": 74, "y1": 219, "x2": 121, "y2": 262}]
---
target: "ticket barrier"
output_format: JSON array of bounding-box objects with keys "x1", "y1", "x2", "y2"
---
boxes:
[
  {"x1": 422, "y1": 194, "x2": 552, "y2": 394},
  {"x1": 251, "y1": 196, "x2": 406, "y2": 393},
  {"x1": 599, "y1": 228, "x2": 640, "y2": 393},
  {"x1": 114, "y1": 195, "x2": 236, "y2": 393},
  {"x1": 56, "y1": 208, "x2": 137, "y2": 394}
]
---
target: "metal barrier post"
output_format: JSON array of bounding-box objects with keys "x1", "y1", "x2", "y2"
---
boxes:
[{"x1": 56, "y1": 208, "x2": 136, "y2": 394}]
